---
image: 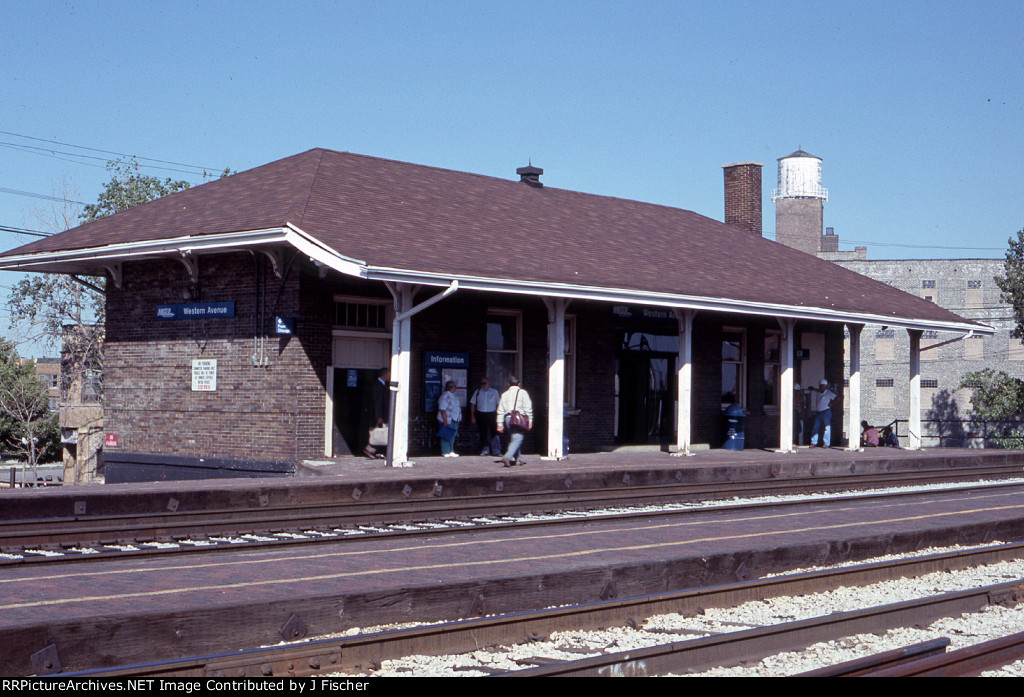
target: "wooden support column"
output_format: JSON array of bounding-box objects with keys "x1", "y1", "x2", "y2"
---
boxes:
[
  {"x1": 672, "y1": 309, "x2": 696, "y2": 456},
  {"x1": 542, "y1": 298, "x2": 569, "y2": 460},
  {"x1": 777, "y1": 317, "x2": 797, "y2": 453},
  {"x1": 324, "y1": 368, "x2": 334, "y2": 457},
  {"x1": 388, "y1": 283, "x2": 415, "y2": 466},
  {"x1": 847, "y1": 323, "x2": 863, "y2": 451},
  {"x1": 908, "y1": 328, "x2": 923, "y2": 450}
]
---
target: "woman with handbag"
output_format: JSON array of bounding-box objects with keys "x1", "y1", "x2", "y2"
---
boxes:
[
  {"x1": 496, "y1": 375, "x2": 532, "y2": 467},
  {"x1": 437, "y1": 380, "x2": 462, "y2": 457}
]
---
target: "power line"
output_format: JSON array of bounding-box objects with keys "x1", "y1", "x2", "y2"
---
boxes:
[
  {"x1": 762, "y1": 232, "x2": 1006, "y2": 253},
  {"x1": 0, "y1": 130, "x2": 226, "y2": 175},
  {"x1": 838, "y1": 238, "x2": 1006, "y2": 252},
  {"x1": 0, "y1": 141, "x2": 213, "y2": 179},
  {"x1": 0, "y1": 187, "x2": 86, "y2": 206}
]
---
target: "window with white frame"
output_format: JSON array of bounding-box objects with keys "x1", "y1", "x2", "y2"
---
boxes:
[{"x1": 486, "y1": 310, "x2": 521, "y2": 392}]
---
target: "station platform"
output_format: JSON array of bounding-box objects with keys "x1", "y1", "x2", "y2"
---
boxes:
[
  {"x1": 3, "y1": 446, "x2": 1022, "y2": 520},
  {"x1": 3, "y1": 447, "x2": 1024, "y2": 674}
]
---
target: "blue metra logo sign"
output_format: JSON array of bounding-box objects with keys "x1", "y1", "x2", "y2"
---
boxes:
[{"x1": 156, "y1": 302, "x2": 235, "y2": 320}]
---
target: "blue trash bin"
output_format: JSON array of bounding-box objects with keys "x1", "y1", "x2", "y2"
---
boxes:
[{"x1": 723, "y1": 404, "x2": 745, "y2": 450}]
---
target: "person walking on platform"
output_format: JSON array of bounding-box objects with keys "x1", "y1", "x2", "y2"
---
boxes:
[
  {"x1": 470, "y1": 377, "x2": 501, "y2": 456},
  {"x1": 496, "y1": 375, "x2": 532, "y2": 467}
]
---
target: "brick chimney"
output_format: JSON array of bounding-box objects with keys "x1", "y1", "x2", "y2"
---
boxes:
[{"x1": 722, "y1": 161, "x2": 763, "y2": 236}]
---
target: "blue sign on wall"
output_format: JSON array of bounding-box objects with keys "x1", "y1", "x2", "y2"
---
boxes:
[
  {"x1": 156, "y1": 302, "x2": 235, "y2": 320},
  {"x1": 424, "y1": 351, "x2": 470, "y2": 411},
  {"x1": 275, "y1": 316, "x2": 296, "y2": 334}
]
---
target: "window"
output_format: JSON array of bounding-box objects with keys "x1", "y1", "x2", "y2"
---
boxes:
[
  {"x1": 486, "y1": 310, "x2": 521, "y2": 392},
  {"x1": 1009, "y1": 336, "x2": 1024, "y2": 361},
  {"x1": 563, "y1": 316, "x2": 576, "y2": 407},
  {"x1": 763, "y1": 330, "x2": 780, "y2": 409},
  {"x1": 334, "y1": 297, "x2": 389, "y2": 330},
  {"x1": 966, "y1": 280, "x2": 983, "y2": 308},
  {"x1": 921, "y1": 280, "x2": 936, "y2": 303},
  {"x1": 876, "y1": 378, "x2": 894, "y2": 409},
  {"x1": 722, "y1": 328, "x2": 745, "y2": 408},
  {"x1": 875, "y1": 329, "x2": 894, "y2": 361},
  {"x1": 922, "y1": 378, "x2": 939, "y2": 407},
  {"x1": 921, "y1": 330, "x2": 940, "y2": 361},
  {"x1": 964, "y1": 334, "x2": 984, "y2": 360}
]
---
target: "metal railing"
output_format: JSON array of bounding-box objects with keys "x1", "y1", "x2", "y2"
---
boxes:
[{"x1": 886, "y1": 419, "x2": 1024, "y2": 449}]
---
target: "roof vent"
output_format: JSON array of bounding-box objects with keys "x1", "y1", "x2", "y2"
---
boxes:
[{"x1": 516, "y1": 164, "x2": 543, "y2": 187}]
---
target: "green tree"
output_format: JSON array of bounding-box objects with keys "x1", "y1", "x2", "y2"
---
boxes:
[
  {"x1": 995, "y1": 228, "x2": 1024, "y2": 338},
  {"x1": 7, "y1": 160, "x2": 193, "y2": 354},
  {"x1": 80, "y1": 158, "x2": 192, "y2": 222},
  {"x1": 958, "y1": 368, "x2": 1024, "y2": 449},
  {"x1": 0, "y1": 341, "x2": 59, "y2": 478}
]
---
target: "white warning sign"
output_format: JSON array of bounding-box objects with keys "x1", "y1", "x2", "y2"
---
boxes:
[{"x1": 191, "y1": 359, "x2": 217, "y2": 392}]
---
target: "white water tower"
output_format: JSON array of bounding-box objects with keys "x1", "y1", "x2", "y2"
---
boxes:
[{"x1": 773, "y1": 148, "x2": 827, "y2": 255}]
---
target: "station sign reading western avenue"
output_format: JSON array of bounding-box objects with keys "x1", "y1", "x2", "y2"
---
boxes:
[{"x1": 156, "y1": 302, "x2": 235, "y2": 320}]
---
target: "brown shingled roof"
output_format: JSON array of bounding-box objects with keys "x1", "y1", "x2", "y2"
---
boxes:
[{"x1": 0, "y1": 148, "x2": 981, "y2": 330}]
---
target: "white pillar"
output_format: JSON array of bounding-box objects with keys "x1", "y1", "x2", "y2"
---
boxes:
[
  {"x1": 847, "y1": 324, "x2": 863, "y2": 451},
  {"x1": 389, "y1": 284, "x2": 415, "y2": 466},
  {"x1": 672, "y1": 309, "x2": 696, "y2": 456},
  {"x1": 778, "y1": 318, "x2": 797, "y2": 453},
  {"x1": 324, "y1": 367, "x2": 334, "y2": 457},
  {"x1": 908, "y1": 328, "x2": 922, "y2": 450},
  {"x1": 543, "y1": 298, "x2": 569, "y2": 460}
]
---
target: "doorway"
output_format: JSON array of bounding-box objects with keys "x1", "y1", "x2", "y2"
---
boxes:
[
  {"x1": 616, "y1": 354, "x2": 675, "y2": 444},
  {"x1": 328, "y1": 336, "x2": 391, "y2": 457}
]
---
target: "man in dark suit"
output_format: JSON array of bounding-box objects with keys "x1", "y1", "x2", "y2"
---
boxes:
[{"x1": 364, "y1": 367, "x2": 390, "y2": 459}]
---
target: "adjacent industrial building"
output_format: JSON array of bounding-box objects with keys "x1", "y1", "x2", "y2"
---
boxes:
[{"x1": 771, "y1": 148, "x2": 1016, "y2": 445}]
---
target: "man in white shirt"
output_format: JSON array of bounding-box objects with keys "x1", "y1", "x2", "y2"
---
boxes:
[
  {"x1": 810, "y1": 379, "x2": 838, "y2": 447},
  {"x1": 470, "y1": 377, "x2": 501, "y2": 456}
]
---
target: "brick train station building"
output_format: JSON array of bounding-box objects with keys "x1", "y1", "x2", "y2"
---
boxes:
[{"x1": 0, "y1": 150, "x2": 987, "y2": 478}]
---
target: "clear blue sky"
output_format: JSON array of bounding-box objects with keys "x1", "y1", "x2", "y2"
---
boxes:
[{"x1": 1, "y1": 1, "x2": 1022, "y2": 352}]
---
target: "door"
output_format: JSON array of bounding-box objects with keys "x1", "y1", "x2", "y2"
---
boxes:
[
  {"x1": 617, "y1": 354, "x2": 674, "y2": 444},
  {"x1": 329, "y1": 336, "x2": 391, "y2": 457}
]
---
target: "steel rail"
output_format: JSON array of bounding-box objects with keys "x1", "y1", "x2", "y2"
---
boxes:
[
  {"x1": 6, "y1": 478, "x2": 1024, "y2": 564},
  {"x1": 51, "y1": 542, "x2": 1024, "y2": 678},
  {"x1": 865, "y1": 631, "x2": 1024, "y2": 677},
  {"x1": 6, "y1": 477, "x2": 1024, "y2": 565},
  {"x1": 499, "y1": 578, "x2": 1024, "y2": 677},
  {"x1": 793, "y1": 638, "x2": 952, "y2": 676}
]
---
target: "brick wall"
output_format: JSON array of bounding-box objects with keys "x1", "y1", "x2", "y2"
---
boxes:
[
  {"x1": 105, "y1": 252, "x2": 845, "y2": 460},
  {"x1": 105, "y1": 252, "x2": 323, "y2": 461},
  {"x1": 835, "y1": 258, "x2": 1023, "y2": 445}
]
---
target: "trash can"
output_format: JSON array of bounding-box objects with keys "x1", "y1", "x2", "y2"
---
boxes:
[{"x1": 723, "y1": 404, "x2": 745, "y2": 450}]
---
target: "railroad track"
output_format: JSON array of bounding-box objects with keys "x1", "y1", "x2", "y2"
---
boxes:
[
  {"x1": 52, "y1": 542, "x2": 1024, "y2": 678},
  {"x1": 797, "y1": 634, "x2": 1024, "y2": 677},
  {"x1": 5, "y1": 477, "x2": 1024, "y2": 565}
]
